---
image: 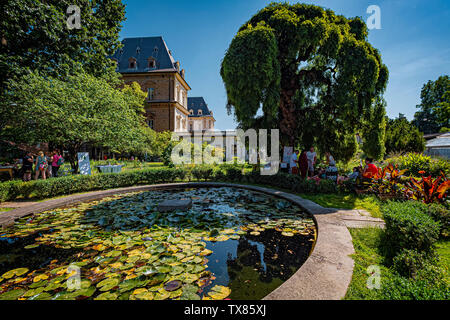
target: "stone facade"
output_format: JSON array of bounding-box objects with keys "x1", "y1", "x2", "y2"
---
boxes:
[
  {"x1": 121, "y1": 72, "x2": 190, "y2": 132},
  {"x1": 111, "y1": 36, "x2": 195, "y2": 133}
]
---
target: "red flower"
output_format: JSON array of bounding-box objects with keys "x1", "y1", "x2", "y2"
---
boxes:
[{"x1": 418, "y1": 170, "x2": 425, "y2": 175}]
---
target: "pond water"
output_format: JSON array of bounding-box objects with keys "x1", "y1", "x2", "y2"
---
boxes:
[{"x1": 0, "y1": 187, "x2": 316, "y2": 300}]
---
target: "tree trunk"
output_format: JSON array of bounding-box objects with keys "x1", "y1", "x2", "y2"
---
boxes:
[
  {"x1": 279, "y1": 89, "x2": 298, "y2": 147},
  {"x1": 65, "y1": 143, "x2": 81, "y2": 174}
]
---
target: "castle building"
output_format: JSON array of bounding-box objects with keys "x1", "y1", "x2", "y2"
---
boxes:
[{"x1": 111, "y1": 36, "x2": 215, "y2": 133}]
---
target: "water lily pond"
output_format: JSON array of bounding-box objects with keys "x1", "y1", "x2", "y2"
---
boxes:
[{"x1": 0, "y1": 187, "x2": 316, "y2": 300}]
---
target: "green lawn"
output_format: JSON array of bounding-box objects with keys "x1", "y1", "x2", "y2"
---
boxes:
[
  {"x1": 298, "y1": 193, "x2": 383, "y2": 218},
  {"x1": 345, "y1": 227, "x2": 450, "y2": 300},
  {"x1": 344, "y1": 227, "x2": 394, "y2": 300},
  {"x1": 436, "y1": 240, "x2": 450, "y2": 285}
]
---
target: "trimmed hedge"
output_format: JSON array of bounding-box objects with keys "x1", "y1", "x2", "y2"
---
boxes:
[
  {"x1": 382, "y1": 201, "x2": 441, "y2": 257},
  {"x1": 0, "y1": 166, "x2": 339, "y2": 203},
  {"x1": 0, "y1": 168, "x2": 186, "y2": 202}
]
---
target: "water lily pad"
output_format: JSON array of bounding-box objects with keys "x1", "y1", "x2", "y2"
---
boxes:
[
  {"x1": 154, "y1": 291, "x2": 170, "y2": 300},
  {"x1": 0, "y1": 289, "x2": 26, "y2": 300},
  {"x1": 163, "y1": 280, "x2": 182, "y2": 292},
  {"x1": 96, "y1": 277, "x2": 120, "y2": 291},
  {"x1": 33, "y1": 274, "x2": 49, "y2": 282},
  {"x1": 207, "y1": 285, "x2": 231, "y2": 300},
  {"x1": 94, "y1": 292, "x2": 118, "y2": 300},
  {"x1": 28, "y1": 292, "x2": 52, "y2": 300},
  {"x1": 1, "y1": 267, "x2": 29, "y2": 279},
  {"x1": 170, "y1": 266, "x2": 184, "y2": 276}
]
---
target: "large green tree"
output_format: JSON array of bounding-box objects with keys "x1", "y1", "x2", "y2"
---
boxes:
[
  {"x1": 385, "y1": 116, "x2": 425, "y2": 155},
  {"x1": 2, "y1": 72, "x2": 151, "y2": 172},
  {"x1": 220, "y1": 3, "x2": 389, "y2": 156},
  {"x1": 412, "y1": 75, "x2": 450, "y2": 134},
  {"x1": 0, "y1": 0, "x2": 125, "y2": 92}
]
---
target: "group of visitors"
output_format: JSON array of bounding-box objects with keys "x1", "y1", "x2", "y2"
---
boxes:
[
  {"x1": 289, "y1": 146, "x2": 318, "y2": 178},
  {"x1": 22, "y1": 150, "x2": 64, "y2": 181},
  {"x1": 288, "y1": 146, "x2": 379, "y2": 185}
]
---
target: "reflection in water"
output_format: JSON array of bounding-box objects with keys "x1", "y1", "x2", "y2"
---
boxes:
[{"x1": 205, "y1": 229, "x2": 314, "y2": 300}]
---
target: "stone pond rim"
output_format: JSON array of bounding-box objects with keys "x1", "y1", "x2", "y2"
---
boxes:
[{"x1": 0, "y1": 182, "x2": 355, "y2": 300}]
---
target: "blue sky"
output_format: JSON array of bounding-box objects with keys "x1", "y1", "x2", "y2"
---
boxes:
[{"x1": 120, "y1": 0, "x2": 450, "y2": 130}]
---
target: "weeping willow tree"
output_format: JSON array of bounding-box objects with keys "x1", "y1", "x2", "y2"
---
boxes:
[{"x1": 220, "y1": 3, "x2": 389, "y2": 161}]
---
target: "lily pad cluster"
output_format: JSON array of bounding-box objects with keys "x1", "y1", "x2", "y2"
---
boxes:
[{"x1": 0, "y1": 187, "x2": 316, "y2": 300}]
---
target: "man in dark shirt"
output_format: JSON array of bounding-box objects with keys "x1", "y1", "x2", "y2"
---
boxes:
[{"x1": 22, "y1": 152, "x2": 34, "y2": 181}]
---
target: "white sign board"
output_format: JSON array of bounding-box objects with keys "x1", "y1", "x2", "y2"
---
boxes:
[
  {"x1": 282, "y1": 146, "x2": 293, "y2": 164},
  {"x1": 77, "y1": 152, "x2": 91, "y2": 175}
]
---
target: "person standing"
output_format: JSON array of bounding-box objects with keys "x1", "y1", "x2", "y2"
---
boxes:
[
  {"x1": 51, "y1": 149, "x2": 63, "y2": 178},
  {"x1": 290, "y1": 150, "x2": 299, "y2": 174},
  {"x1": 22, "y1": 152, "x2": 34, "y2": 181},
  {"x1": 306, "y1": 147, "x2": 317, "y2": 177},
  {"x1": 45, "y1": 152, "x2": 53, "y2": 178},
  {"x1": 299, "y1": 150, "x2": 308, "y2": 178},
  {"x1": 34, "y1": 151, "x2": 47, "y2": 180}
]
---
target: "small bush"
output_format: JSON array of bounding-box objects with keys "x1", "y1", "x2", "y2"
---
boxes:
[
  {"x1": 380, "y1": 275, "x2": 450, "y2": 300},
  {"x1": 404, "y1": 201, "x2": 450, "y2": 238},
  {"x1": 382, "y1": 201, "x2": 441, "y2": 257},
  {"x1": 225, "y1": 167, "x2": 242, "y2": 182},
  {"x1": 392, "y1": 249, "x2": 439, "y2": 279}
]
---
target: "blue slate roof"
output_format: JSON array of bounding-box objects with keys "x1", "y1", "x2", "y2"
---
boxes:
[
  {"x1": 111, "y1": 36, "x2": 178, "y2": 73},
  {"x1": 187, "y1": 97, "x2": 212, "y2": 117}
]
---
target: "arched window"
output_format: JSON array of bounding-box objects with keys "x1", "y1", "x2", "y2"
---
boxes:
[
  {"x1": 189, "y1": 109, "x2": 194, "y2": 115},
  {"x1": 198, "y1": 109, "x2": 202, "y2": 115}
]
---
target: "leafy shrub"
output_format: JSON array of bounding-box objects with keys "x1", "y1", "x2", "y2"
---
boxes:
[
  {"x1": 225, "y1": 167, "x2": 243, "y2": 182},
  {"x1": 397, "y1": 153, "x2": 431, "y2": 176},
  {"x1": 382, "y1": 201, "x2": 440, "y2": 257},
  {"x1": 394, "y1": 152, "x2": 450, "y2": 177},
  {"x1": 212, "y1": 169, "x2": 226, "y2": 181},
  {"x1": 191, "y1": 165, "x2": 214, "y2": 181},
  {"x1": 380, "y1": 275, "x2": 450, "y2": 300},
  {"x1": 392, "y1": 249, "x2": 438, "y2": 279},
  {"x1": 403, "y1": 201, "x2": 449, "y2": 238}
]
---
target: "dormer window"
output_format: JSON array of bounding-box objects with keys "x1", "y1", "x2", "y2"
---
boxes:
[
  {"x1": 148, "y1": 57, "x2": 156, "y2": 69},
  {"x1": 128, "y1": 57, "x2": 137, "y2": 69},
  {"x1": 198, "y1": 109, "x2": 202, "y2": 115},
  {"x1": 153, "y1": 46, "x2": 159, "y2": 56},
  {"x1": 189, "y1": 109, "x2": 193, "y2": 115},
  {"x1": 136, "y1": 46, "x2": 141, "y2": 55}
]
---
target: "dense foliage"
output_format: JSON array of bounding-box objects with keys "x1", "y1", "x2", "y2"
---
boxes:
[
  {"x1": 412, "y1": 75, "x2": 450, "y2": 134},
  {"x1": 221, "y1": 3, "x2": 389, "y2": 160},
  {"x1": 385, "y1": 117, "x2": 426, "y2": 154},
  {"x1": 388, "y1": 153, "x2": 450, "y2": 177},
  {"x1": 382, "y1": 201, "x2": 440, "y2": 257},
  {"x1": 0, "y1": 0, "x2": 125, "y2": 95},
  {"x1": 1, "y1": 72, "x2": 151, "y2": 172}
]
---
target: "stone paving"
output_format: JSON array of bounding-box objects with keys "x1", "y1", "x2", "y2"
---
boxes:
[{"x1": 0, "y1": 183, "x2": 386, "y2": 300}]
